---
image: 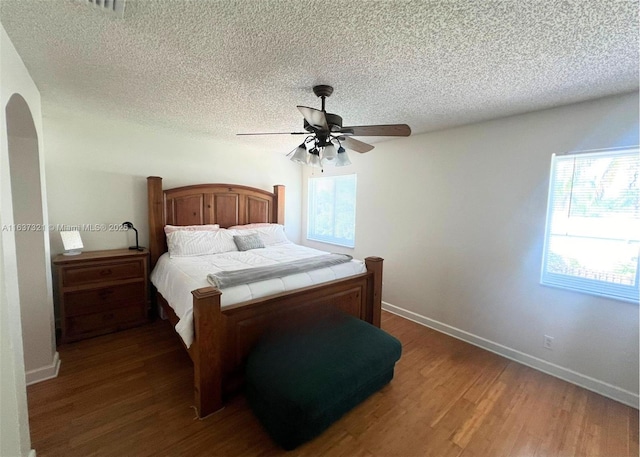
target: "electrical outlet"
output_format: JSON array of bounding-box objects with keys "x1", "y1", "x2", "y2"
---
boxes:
[{"x1": 543, "y1": 335, "x2": 554, "y2": 350}]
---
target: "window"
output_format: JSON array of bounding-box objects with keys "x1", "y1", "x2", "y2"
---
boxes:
[
  {"x1": 307, "y1": 174, "x2": 357, "y2": 248},
  {"x1": 541, "y1": 147, "x2": 639, "y2": 303}
]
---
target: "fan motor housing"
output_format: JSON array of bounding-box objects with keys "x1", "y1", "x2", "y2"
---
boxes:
[{"x1": 313, "y1": 85, "x2": 334, "y2": 98}]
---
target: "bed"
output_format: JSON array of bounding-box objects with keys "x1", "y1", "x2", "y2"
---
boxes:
[{"x1": 147, "y1": 176, "x2": 383, "y2": 418}]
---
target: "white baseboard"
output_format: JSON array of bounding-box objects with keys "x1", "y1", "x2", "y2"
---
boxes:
[
  {"x1": 382, "y1": 301, "x2": 639, "y2": 409},
  {"x1": 25, "y1": 351, "x2": 60, "y2": 386}
]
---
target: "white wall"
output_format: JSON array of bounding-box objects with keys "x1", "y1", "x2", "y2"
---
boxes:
[
  {"x1": 43, "y1": 106, "x2": 303, "y2": 256},
  {"x1": 303, "y1": 92, "x2": 640, "y2": 407},
  {"x1": 0, "y1": 23, "x2": 44, "y2": 457}
]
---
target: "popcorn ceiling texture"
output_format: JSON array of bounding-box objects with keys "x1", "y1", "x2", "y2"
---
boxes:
[{"x1": 0, "y1": 0, "x2": 637, "y2": 152}]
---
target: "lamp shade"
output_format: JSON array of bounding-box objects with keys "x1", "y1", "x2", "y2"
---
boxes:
[
  {"x1": 290, "y1": 143, "x2": 308, "y2": 164},
  {"x1": 335, "y1": 147, "x2": 352, "y2": 167},
  {"x1": 323, "y1": 143, "x2": 337, "y2": 161},
  {"x1": 309, "y1": 150, "x2": 322, "y2": 168}
]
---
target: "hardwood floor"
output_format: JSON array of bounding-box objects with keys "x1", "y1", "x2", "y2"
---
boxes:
[{"x1": 28, "y1": 311, "x2": 638, "y2": 457}]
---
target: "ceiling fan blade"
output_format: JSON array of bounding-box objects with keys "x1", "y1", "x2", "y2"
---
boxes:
[
  {"x1": 340, "y1": 124, "x2": 411, "y2": 137},
  {"x1": 340, "y1": 136, "x2": 374, "y2": 153},
  {"x1": 297, "y1": 106, "x2": 329, "y2": 130},
  {"x1": 237, "y1": 132, "x2": 307, "y2": 136}
]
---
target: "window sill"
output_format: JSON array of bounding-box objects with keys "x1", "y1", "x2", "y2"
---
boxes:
[
  {"x1": 306, "y1": 237, "x2": 355, "y2": 249},
  {"x1": 540, "y1": 281, "x2": 639, "y2": 304}
]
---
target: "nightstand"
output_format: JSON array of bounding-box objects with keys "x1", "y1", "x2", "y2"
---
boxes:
[{"x1": 53, "y1": 248, "x2": 150, "y2": 343}]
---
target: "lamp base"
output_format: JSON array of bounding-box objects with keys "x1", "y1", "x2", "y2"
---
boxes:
[
  {"x1": 63, "y1": 250, "x2": 82, "y2": 256},
  {"x1": 129, "y1": 246, "x2": 144, "y2": 251}
]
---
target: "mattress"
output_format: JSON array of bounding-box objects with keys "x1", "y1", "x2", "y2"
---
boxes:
[{"x1": 150, "y1": 242, "x2": 367, "y2": 347}]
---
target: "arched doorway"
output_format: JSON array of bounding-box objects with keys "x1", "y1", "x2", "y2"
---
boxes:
[{"x1": 5, "y1": 93, "x2": 57, "y2": 380}]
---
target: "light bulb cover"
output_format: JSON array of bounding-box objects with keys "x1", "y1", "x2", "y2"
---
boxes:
[
  {"x1": 290, "y1": 143, "x2": 308, "y2": 164},
  {"x1": 309, "y1": 149, "x2": 322, "y2": 168},
  {"x1": 323, "y1": 143, "x2": 337, "y2": 160},
  {"x1": 335, "y1": 147, "x2": 352, "y2": 167}
]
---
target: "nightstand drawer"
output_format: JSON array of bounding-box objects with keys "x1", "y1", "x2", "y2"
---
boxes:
[
  {"x1": 64, "y1": 282, "x2": 146, "y2": 316},
  {"x1": 65, "y1": 306, "x2": 147, "y2": 338},
  {"x1": 62, "y1": 260, "x2": 144, "y2": 286},
  {"x1": 54, "y1": 248, "x2": 150, "y2": 343}
]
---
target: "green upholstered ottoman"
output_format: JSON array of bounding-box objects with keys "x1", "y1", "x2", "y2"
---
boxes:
[{"x1": 245, "y1": 312, "x2": 402, "y2": 450}]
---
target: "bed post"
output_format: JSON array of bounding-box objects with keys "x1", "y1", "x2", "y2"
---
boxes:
[
  {"x1": 147, "y1": 176, "x2": 164, "y2": 269},
  {"x1": 273, "y1": 185, "x2": 285, "y2": 224},
  {"x1": 365, "y1": 257, "x2": 383, "y2": 328},
  {"x1": 192, "y1": 287, "x2": 224, "y2": 418}
]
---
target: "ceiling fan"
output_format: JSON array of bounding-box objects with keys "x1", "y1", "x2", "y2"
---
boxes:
[{"x1": 237, "y1": 85, "x2": 411, "y2": 167}]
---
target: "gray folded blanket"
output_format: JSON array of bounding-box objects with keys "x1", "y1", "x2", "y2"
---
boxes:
[{"x1": 207, "y1": 253, "x2": 353, "y2": 289}]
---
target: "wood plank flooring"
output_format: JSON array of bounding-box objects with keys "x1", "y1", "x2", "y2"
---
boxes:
[{"x1": 27, "y1": 311, "x2": 638, "y2": 457}]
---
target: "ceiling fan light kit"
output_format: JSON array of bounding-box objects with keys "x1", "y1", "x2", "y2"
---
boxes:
[
  {"x1": 288, "y1": 136, "x2": 349, "y2": 169},
  {"x1": 238, "y1": 85, "x2": 411, "y2": 169},
  {"x1": 291, "y1": 138, "x2": 351, "y2": 168}
]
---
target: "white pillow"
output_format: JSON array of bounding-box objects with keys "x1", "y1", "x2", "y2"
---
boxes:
[
  {"x1": 228, "y1": 224, "x2": 290, "y2": 246},
  {"x1": 164, "y1": 224, "x2": 219, "y2": 234},
  {"x1": 252, "y1": 224, "x2": 290, "y2": 246},
  {"x1": 167, "y1": 229, "x2": 237, "y2": 257}
]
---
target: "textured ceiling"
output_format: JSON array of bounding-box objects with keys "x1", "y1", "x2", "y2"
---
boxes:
[{"x1": 1, "y1": 0, "x2": 638, "y2": 153}]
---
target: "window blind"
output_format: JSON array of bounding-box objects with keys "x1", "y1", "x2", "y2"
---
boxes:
[
  {"x1": 307, "y1": 174, "x2": 357, "y2": 248},
  {"x1": 541, "y1": 147, "x2": 639, "y2": 302}
]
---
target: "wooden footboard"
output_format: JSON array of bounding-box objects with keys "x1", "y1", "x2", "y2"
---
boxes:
[{"x1": 185, "y1": 256, "x2": 383, "y2": 417}]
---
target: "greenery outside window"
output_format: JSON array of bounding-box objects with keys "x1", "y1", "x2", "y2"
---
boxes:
[
  {"x1": 541, "y1": 147, "x2": 639, "y2": 303},
  {"x1": 307, "y1": 174, "x2": 356, "y2": 248}
]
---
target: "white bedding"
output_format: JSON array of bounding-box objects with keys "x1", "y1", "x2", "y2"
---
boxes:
[{"x1": 150, "y1": 242, "x2": 366, "y2": 347}]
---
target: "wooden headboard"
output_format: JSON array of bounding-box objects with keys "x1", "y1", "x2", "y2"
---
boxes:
[{"x1": 147, "y1": 176, "x2": 285, "y2": 268}]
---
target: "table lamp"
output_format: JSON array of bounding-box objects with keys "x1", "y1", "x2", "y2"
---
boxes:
[{"x1": 122, "y1": 221, "x2": 143, "y2": 251}]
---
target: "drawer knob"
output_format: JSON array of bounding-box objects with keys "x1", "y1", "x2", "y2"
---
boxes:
[
  {"x1": 98, "y1": 289, "x2": 114, "y2": 299},
  {"x1": 99, "y1": 269, "x2": 112, "y2": 276}
]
